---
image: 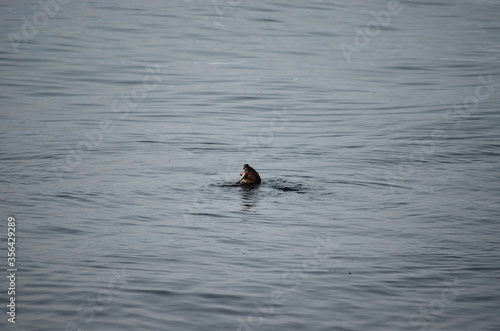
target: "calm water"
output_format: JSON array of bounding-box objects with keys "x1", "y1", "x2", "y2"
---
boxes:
[{"x1": 1, "y1": 1, "x2": 499, "y2": 330}]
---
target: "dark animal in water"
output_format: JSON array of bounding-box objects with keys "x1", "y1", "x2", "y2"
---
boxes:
[{"x1": 235, "y1": 164, "x2": 261, "y2": 184}]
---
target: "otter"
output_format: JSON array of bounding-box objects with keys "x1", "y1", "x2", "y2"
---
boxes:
[{"x1": 235, "y1": 164, "x2": 261, "y2": 185}]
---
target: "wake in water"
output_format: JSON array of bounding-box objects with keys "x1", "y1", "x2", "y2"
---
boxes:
[
  {"x1": 265, "y1": 178, "x2": 307, "y2": 193},
  {"x1": 212, "y1": 178, "x2": 308, "y2": 193}
]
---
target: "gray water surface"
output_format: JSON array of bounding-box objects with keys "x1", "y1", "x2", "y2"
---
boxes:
[{"x1": 1, "y1": 1, "x2": 499, "y2": 330}]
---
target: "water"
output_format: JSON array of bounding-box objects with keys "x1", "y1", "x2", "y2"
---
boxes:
[{"x1": 1, "y1": 1, "x2": 499, "y2": 330}]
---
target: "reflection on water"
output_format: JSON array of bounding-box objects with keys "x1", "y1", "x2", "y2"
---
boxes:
[{"x1": 239, "y1": 184, "x2": 260, "y2": 210}]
